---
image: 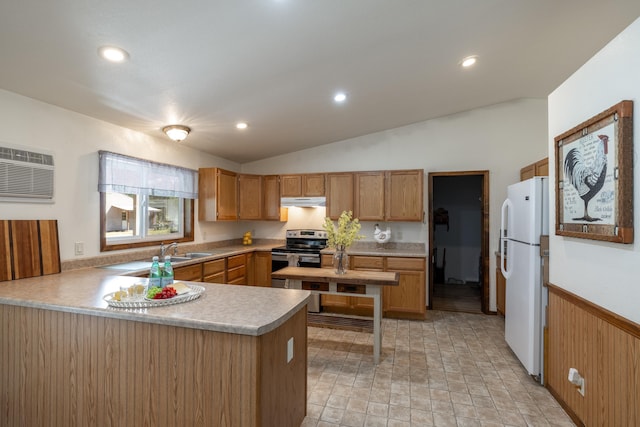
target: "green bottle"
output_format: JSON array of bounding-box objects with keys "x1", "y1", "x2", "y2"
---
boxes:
[
  {"x1": 162, "y1": 255, "x2": 174, "y2": 288},
  {"x1": 149, "y1": 256, "x2": 161, "y2": 288}
]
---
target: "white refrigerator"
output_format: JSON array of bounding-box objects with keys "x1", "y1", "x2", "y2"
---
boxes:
[{"x1": 500, "y1": 177, "x2": 548, "y2": 383}]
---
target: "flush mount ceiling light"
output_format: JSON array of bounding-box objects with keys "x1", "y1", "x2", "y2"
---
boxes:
[
  {"x1": 236, "y1": 122, "x2": 248, "y2": 130},
  {"x1": 333, "y1": 92, "x2": 347, "y2": 103},
  {"x1": 162, "y1": 125, "x2": 191, "y2": 142},
  {"x1": 460, "y1": 55, "x2": 478, "y2": 68},
  {"x1": 98, "y1": 45, "x2": 130, "y2": 63}
]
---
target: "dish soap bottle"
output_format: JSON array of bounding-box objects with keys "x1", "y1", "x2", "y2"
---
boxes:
[
  {"x1": 162, "y1": 255, "x2": 174, "y2": 287},
  {"x1": 149, "y1": 256, "x2": 162, "y2": 288}
]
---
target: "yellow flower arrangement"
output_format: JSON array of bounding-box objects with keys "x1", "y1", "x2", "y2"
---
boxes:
[{"x1": 322, "y1": 210, "x2": 364, "y2": 249}]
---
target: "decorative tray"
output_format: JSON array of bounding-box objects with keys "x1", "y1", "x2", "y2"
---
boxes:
[{"x1": 103, "y1": 283, "x2": 205, "y2": 308}]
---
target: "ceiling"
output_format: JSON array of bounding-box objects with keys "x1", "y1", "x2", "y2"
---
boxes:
[{"x1": 0, "y1": 1, "x2": 639, "y2": 163}]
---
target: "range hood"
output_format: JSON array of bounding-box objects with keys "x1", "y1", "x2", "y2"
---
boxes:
[{"x1": 280, "y1": 196, "x2": 326, "y2": 208}]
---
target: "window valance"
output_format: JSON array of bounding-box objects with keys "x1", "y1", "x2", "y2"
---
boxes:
[{"x1": 98, "y1": 151, "x2": 198, "y2": 199}]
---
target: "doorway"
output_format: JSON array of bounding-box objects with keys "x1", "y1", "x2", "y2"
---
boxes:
[{"x1": 428, "y1": 171, "x2": 490, "y2": 314}]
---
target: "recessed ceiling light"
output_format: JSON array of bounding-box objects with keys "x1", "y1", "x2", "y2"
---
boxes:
[
  {"x1": 98, "y1": 45, "x2": 130, "y2": 63},
  {"x1": 461, "y1": 55, "x2": 478, "y2": 68},
  {"x1": 236, "y1": 122, "x2": 248, "y2": 130},
  {"x1": 334, "y1": 92, "x2": 347, "y2": 103}
]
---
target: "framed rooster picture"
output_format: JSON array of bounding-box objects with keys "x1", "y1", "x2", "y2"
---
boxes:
[{"x1": 555, "y1": 100, "x2": 633, "y2": 243}]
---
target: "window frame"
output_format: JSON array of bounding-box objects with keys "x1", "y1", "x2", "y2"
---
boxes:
[{"x1": 100, "y1": 190, "x2": 194, "y2": 252}]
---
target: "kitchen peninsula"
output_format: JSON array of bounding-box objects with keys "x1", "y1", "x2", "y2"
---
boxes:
[{"x1": 0, "y1": 268, "x2": 310, "y2": 427}]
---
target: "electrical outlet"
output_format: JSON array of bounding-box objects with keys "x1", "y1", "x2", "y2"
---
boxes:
[
  {"x1": 287, "y1": 337, "x2": 294, "y2": 363},
  {"x1": 74, "y1": 242, "x2": 84, "y2": 256}
]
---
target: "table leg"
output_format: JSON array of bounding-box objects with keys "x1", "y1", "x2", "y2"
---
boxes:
[{"x1": 373, "y1": 286, "x2": 381, "y2": 364}]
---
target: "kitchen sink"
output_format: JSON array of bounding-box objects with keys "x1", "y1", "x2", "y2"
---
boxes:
[
  {"x1": 184, "y1": 252, "x2": 215, "y2": 258},
  {"x1": 168, "y1": 256, "x2": 193, "y2": 262}
]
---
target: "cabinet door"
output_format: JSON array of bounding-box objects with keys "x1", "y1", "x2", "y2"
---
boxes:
[
  {"x1": 520, "y1": 164, "x2": 535, "y2": 181},
  {"x1": 198, "y1": 168, "x2": 217, "y2": 221},
  {"x1": 216, "y1": 168, "x2": 238, "y2": 220},
  {"x1": 280, "y1": 175, "x2": 302, "y2": 197},
  {"x1": 262, "y1": 175, "x2": 282, "y2": 220},
  {"x1": 303, "y1": 174, "x2": 325, "y2": 196},
  {"x1": 535, "y1": 158, "x2": 549, "y2": 176},
  {"x1": 238, "y1": 174, "x2": 262, "y2": 220},
  {"x1": 355, "y1": 172, "x2": 385, "y2": 221},
  {"x1": 326, "y1": 173, "x2": 354, "y2": 219},
  {"x1": 252, "y1": 251, "x2": 272, "y2": 287},
  {"x1": 385, "y1": 170, "x2": 423, "y2": 221},
  {"x1": 383, "y1": 257, "x2": 426, "y2": 317}
]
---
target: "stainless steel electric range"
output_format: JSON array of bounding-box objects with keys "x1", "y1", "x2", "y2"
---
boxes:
[{"x1": 271, "y1": 229, "x2": 328, "y2": 311}]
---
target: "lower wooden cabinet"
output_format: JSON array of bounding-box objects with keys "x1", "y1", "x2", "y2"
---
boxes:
[
  {"x1": 227, "y1": 254, "x2": 247, "y2": 285},
  {"x1": 203, "y1": 258, "x2": 225, "y2": 283},
  {"x1": 320, "y1": 254, "x2": 426, "y2": 319},
  {"x1": 383, "y1": 257, "x2": 426, "y2": 319},
  {"x1": 250, "y1": 251, "x2": 272, "y2": 287}
]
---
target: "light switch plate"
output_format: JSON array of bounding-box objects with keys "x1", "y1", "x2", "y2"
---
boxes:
[{"x1": 74, "y1": 242, "x2": 84, "y2": 255}]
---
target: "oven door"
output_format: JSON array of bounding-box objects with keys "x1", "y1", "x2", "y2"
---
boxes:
[{"x1": 271, "y1": 252, "x2": 290, "y2": 288}]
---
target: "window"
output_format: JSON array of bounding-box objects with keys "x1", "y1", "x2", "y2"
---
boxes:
[{"x1": 98, "y1": 151, "x2": 197, "y2": 251}]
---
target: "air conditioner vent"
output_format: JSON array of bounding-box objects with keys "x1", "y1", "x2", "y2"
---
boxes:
[{"x1": 0, "y1": 144, "x2": 54, "y2": 202}]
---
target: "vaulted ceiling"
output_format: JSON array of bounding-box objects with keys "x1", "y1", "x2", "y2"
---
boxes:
[{"x1": 1, "y1": 1, "x2": 638, "y2": 163}]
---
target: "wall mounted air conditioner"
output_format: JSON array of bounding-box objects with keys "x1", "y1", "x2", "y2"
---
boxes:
[{"x1": 0, "y1": 143, "x2": 54, "y2": 203}]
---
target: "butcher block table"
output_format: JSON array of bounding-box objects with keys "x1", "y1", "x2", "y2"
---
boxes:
[{"x1": 272, "y1": 266, "x2": 399, "y2": 364}]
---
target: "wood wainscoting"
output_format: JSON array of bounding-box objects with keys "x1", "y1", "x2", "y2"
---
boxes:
[
  {"x1": 546, "y1": 283, "x2": 640, "y2": 426},
  {"x1": 0, "y1": 304, "x2": 307, "y2": 426}
]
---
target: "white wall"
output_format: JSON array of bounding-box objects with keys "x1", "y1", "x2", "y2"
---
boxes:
[
  {"x1": 244, "y1": 98, "x2": 549, "y2": 310},
  {"x1": 0, "y1": 89, "x2": 243, "y2": 260},
  {"x1": 548, "y1": 17, "x2": 640, "y2": 323},
  {"x1": 0, "y1": 88, "x2": 549, "y2": 312}
]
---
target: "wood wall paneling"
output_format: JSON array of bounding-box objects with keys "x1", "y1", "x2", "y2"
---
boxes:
[
  {"x1": 0, "y1": 304, "x2": 307, "y2": 426},
  {"x1": 546, "y1": 283, "x2": 640, "y2": 426}
]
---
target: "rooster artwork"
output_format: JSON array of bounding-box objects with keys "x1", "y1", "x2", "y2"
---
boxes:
[{"x1": 563, "y1": 134, "x2": 609, "y2": 222}]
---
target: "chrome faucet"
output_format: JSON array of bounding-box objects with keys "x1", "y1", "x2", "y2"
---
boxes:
[{"x1": 160, "y1": 242, "x2": 179, "y2": 257}]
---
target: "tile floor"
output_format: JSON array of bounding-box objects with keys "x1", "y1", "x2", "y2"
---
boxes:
[{"x1": 301, "y1": 310, "x2": 575, "y2": 427}]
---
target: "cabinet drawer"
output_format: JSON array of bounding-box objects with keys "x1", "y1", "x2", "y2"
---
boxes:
[
  {"x1": 227, "y1": 266, "x2": 246, "y2": 282},
  {"x1": 302, "y1": 281, "x2": 329, "y2": 292},
  {"x1": 351, "y1": 256, "x2": 384, "y2": 269},
  {"x1": 204, "y1": 272, "x2": 225, "y2": 283},
  {"x1": 386, "y1": 257, "x2": 424, "y2": 271},
  {"x1": 337, "y1": 283, "x2": 366, "y2": 294},
  {"x1": 227, "y1": 254, "x2": 246, "y2": 268},
  {"x1": 203, "y1": 258, "x2": 225, "y2": 276},
  {"x1": 173, "y1": 264, "x2": 202, "y2": 281}
]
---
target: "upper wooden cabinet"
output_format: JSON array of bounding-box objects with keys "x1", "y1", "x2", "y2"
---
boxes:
[
  {"x1": 326, "y1": 173, "x2": 354, "y2": 219},
  {"x1": 238, "y1": 174, "x2": 262, "y2": 220},
  {"x1": 262, "y1": 175, "x2": 283, "y2": 221},
  {"x1": 280, "y1": 174, "x2": 325, "y2": 197},
  {"x1": 354, "y1": 172, "x2": 385, "y2": 221},
  {"x1": 520, "y1": 158, "x2": 548, "y2": 181},
  {"x1": 385, "y1": 169, "x2": 424, "y2": 221},
  {"x1": 198, "y1": 168, "x2": 238, "y2": 221}
]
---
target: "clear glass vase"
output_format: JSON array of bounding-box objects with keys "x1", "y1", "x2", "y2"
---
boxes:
[{"x1": 333, "y1": 245, "x2": 349, "y2": 274}]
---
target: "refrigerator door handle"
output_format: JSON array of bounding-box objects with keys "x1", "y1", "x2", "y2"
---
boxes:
[{"x1": 500, "y1": 198, "x2": 513, "y2": 279}]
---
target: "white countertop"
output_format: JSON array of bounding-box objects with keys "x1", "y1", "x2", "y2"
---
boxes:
[{"x1": 0, "y1": 268, "x2": 310, "y2": 336}]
